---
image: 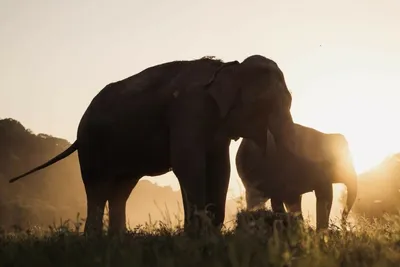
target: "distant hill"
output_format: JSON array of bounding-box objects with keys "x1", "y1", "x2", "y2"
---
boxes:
[
  {"x1": 345, "y1": 153, "x2": 400, "y2": 221},
  {"x1": 0, "y1": 118, "x2": 241, "y2": 230}
]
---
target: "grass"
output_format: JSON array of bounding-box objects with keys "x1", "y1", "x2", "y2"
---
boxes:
[{"x1": 1, "y1": 209, "x2": 400, "y2": 267}]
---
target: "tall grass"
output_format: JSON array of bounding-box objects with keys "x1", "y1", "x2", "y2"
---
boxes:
[{"x1": 1, "y1": 207, "x2": 400, "y2": 267}]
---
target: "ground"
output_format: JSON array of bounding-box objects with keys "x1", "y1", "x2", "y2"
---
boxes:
[{"x1": 1, "y1": 208, "x2": 400, "y2": 267}]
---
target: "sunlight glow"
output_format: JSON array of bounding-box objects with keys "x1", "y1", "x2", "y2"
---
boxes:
[{"x1": 290, "y1": 69, "x2": 400, "y2": 176}]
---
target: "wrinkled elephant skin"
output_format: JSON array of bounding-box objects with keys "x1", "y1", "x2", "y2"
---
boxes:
[{"x1": 8, "y1": 55, "x2": 298, "y2": 236}]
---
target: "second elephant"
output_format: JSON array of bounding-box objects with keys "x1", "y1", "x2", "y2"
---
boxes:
[{"x1": 236, "y1": 123, "x2": 358, "y2": 229}]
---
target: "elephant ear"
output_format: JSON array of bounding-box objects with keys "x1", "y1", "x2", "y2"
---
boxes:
[{"x1": 207, "y1": 61, "x2": 241, "y2": 118}]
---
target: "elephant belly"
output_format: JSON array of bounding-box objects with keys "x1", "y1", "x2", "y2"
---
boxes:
[
  {"x1": 117, "y1": 128, "x2": 172, "y2": 177},
  {"x1": 259, "y1": 182, "x2": 304, "y2": 200},
  {"x1": 135, "y1": 132, "x2": 172, "y2": 177},
  {"x1": 79, "y1": 119, "x2": 172, "y2": 179},
  {"x1": 255, "y1": 166, "x2": 316, "y2": 200},
  {"x1": 239, "y1": 141, "x2": 321, "y2": 202}
]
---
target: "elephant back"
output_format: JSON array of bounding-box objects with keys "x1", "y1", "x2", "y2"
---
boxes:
[{"x1": 78, "y1": 58, "x2": 229, "y2": 132}]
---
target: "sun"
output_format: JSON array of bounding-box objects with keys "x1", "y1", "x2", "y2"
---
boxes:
[
  {"x1": 292, "y1": 115, "x2": 395, "y2": 176},
  {"x1": 148, "y1": 72, "x2": 400, "y2": 211},
  {"x1": 288, "y1": 75, "x2": 400, "y2": 177},
  {"x1": 303, "y1": 106, "x2": 398, "y2": 176},
  {"x1": 346, "y1": 135, "x2": 395, "y2": 174}
]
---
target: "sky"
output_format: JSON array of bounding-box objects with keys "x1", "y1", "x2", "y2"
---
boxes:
[{"x1": 1, "y1": 0, "x2": 400, "y2": 223}]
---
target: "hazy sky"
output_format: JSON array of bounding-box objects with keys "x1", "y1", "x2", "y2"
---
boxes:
[{"x1": 1, "y1": 1, "x2": 400, "y2": 200}]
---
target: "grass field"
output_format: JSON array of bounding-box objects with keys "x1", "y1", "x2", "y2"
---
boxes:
[{"x1": 1, "y1": 209, "x2": 400, "y2": 267}]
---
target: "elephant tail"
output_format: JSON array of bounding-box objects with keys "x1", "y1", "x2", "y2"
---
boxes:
[{"x1": 8, "y1": 140, "x2": 78, "y2": 183}]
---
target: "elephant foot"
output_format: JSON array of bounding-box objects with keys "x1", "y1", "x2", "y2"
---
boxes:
[
  {"x1": 183, "y1": 221, "x2": 202, "y2": 239},
  {"x1": 83, "y1": 224, "x2": 104, "y2": 239},
  {"x1": 108, "y1": 227, "x2": 128, "y2": 238},
  {"x1": 183, "y1": 210, "x2": 219, "y2": 238},
  {"x1": 316, "y1": 227, "x2": 328, "y2": 232},
  {"x1": 291, "y1": 212, "x2": 304, "y2": 221},
  {"x1": 83, "y1": 214, "x2": 105, "y2": 238},
  {"x1": 108, "y1": 216, "x2": 128, "y2": 238}
]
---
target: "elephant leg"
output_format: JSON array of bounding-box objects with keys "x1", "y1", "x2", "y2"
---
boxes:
[
  {"x1": 246, "y1": 187, "x2": 267, "y2": 210},
  {"x1": 170, "y1": 132, "x2": 207, "y2": 232},
  {"x1": 271, "y1": 198, "x2": 286, "y2": 213},
  {"x1": 177, "y1": 176, "x2": 206, "y2": 234},
  {"x1": 315, "y1": 184, "x2": 333, "y2": 230},
  {"x1": 169, "y1": 90, "x2": 209, "y2": 234},
  {"x1": 83, "y1": 178, "x2": 108, "y2": 236},
  {"x1": 284, "y1": 194, "x2": 303, "y2": 220},
  {"x1": 108, "y1": 178, "x2": 139, "y2": 235},
  {"x1": 172, "y1": 152, "x2": 207, "y2": 234},
  {"x1": 205, "y1": 139, "x2": 231, "y2": 229}
]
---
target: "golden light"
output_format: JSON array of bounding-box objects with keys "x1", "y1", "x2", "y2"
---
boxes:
[
  {"x1": 145, "y1": 65, "x2": 400, "y2": 228},
  {"x1": 225, "y1": 66, "x2": 400, "y2": 226},
  {"x1": 289, "y1": 70, "x2": 400, "y2": 177}
]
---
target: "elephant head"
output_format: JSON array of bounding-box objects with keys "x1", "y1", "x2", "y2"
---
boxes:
[{"x1": 208, "y1": 55, "x2": 302, "y2": 157}]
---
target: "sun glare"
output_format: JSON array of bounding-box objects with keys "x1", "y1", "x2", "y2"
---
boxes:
[
  {"x1": 290, "y1": 71, "x2": 400, "y2": 177},
  {"x1": 146, "y1": 67, "x2": 400, "y2": 227},
  {"x1": 301, "y1": 109, "x2": 398, "y2": 176},
  {"x1": 295, "y1": 117, "x2": 396, "y2": 176}
]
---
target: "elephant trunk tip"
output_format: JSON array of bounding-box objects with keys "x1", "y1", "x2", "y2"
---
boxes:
[{"x1": 341, "y1": 169, "x2": 358, "y2": 224}]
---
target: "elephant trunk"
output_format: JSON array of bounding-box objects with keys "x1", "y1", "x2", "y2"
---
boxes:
[{"x1": 341, "y1": 165, "x2": 358, "y2": 223}]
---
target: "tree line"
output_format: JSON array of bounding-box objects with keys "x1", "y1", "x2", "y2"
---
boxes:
[
  {"x1": 0, "y1": 118, "x2": 398, "y2": 229},
  {"x1": 0, "y1": 118, "x2": 238, "y2": 230}
]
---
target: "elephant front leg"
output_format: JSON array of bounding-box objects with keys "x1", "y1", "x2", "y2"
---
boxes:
[
  {"x1": 246, "y1": 187, "x2": 267, "y2": 210},
  {"x1": 315, "y1": 184, "x2": 333, "y2": 230},
  {"x1": 108, "y1": 178, "x2": 138, "y2": 236},
  {"x1": 169, "y1": 115, "x2": 207, "y2": 234},
  {"x1": 205, "y1": 139, "x2": 231, "y2": 229},
  {"x1": 284, "y1": 194, "x2": 303, "y2": 220},
  {"x1": 174, "y1": 158, "x2": 207, "y2": 235}
]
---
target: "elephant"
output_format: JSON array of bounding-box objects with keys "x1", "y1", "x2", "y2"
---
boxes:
[
  {"x1": 236, "y1": 123, "x2": 358, "y2": 229},
  {"x1": 8, "y1": 55, "x2": 318, "y2": 236}
]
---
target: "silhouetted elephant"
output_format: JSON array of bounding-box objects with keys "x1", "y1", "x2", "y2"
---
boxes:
[
  {"x1": 8, "y1": 55, "x2": 319, "y2": 236},
  {"x1": 236, "y1": 123, "x2": 358, "y2": 229}
]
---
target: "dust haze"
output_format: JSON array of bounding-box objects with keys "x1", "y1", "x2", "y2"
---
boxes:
[
  {"x1": 0, "y1": 118, "x2": 241, "y2": 230},
  {"x1": 1, "y1": 118, "x2": 400, "y2": 230}
]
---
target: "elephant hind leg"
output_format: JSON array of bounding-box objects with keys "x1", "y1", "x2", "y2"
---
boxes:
[
  {"x1": 245, "y1": 187, "x2": 267, "y2": 210},
  {"x1": 205, "y1": 142, "x2": 231, "y2": 229},
  {"x1": 83, "y1": 181, "x2": 108, "y2": 237},
  {"x1": 108, "y1": 178, "x2": 139, "y2": 235}
]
